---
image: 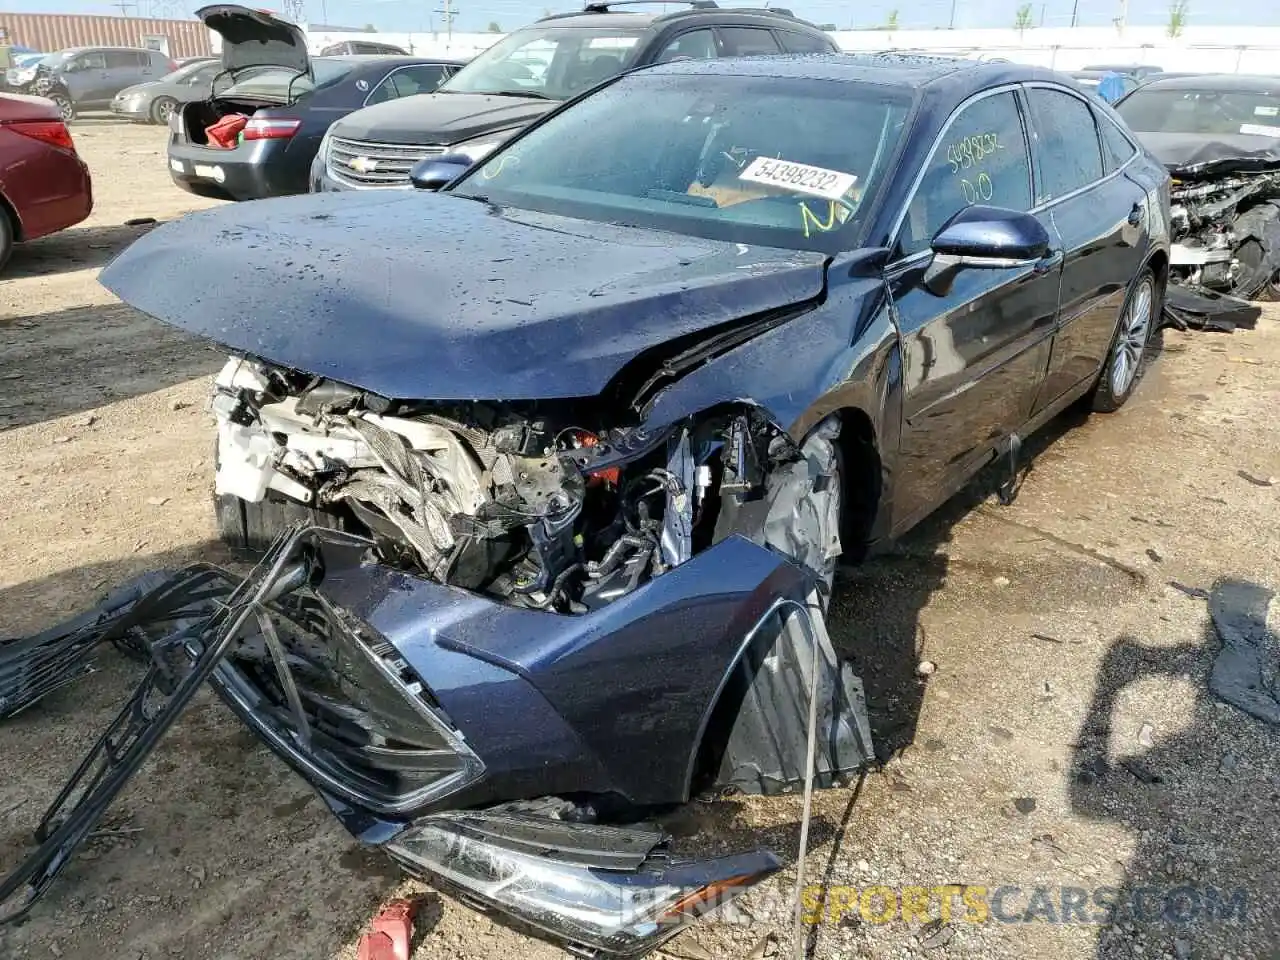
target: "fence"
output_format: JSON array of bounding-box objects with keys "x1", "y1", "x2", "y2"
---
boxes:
[{"x1": 0, "y1": 12, "x2": 213, "y2": 60}]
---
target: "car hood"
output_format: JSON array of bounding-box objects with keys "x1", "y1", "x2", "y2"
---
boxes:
[
  {"x1": 198, "y1": 3, "x2": 311, "y2": 79},
  {"x1": 114, "y1": 81, "x2": 157, "y2": 98},
  {"x1": 1138, "y1": 131, "x2": 1280, "y2": 178},
  {"x1": 330, "y1": 92, "x2": 556, "y2": 145},
  {"x1": 100, "y1": 191, "x2": 828, "y2": 401}
]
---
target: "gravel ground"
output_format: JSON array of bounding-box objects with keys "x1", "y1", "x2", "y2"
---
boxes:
[{"x1": 0, "y1": 121, "x2": 1277, "y2": 960}]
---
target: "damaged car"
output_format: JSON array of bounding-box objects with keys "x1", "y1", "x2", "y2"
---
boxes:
[
  {"x1": 4, "y1": 55, "x2": 1170, "y2": 957},
  {"x1": 1117, "y1": 73, "x2": 1280, "y2": 300}
]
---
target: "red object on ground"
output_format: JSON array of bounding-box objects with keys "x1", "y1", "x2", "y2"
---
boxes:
[
  {"x1": 0, "y1": 93, "x2": 92, "y2": 260},
  {"x1": 356, "y1": 899, "x2": 418, "y2": 960},
  {"x1": 205, "y1": 114, "x2": 249, "y2": 150}
]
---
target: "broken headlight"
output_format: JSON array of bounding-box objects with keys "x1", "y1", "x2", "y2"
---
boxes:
[{"x1": 386, "y1": 815, "x2": 779, "y2": 958}]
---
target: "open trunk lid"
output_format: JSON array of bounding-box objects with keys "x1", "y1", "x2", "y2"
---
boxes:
[{"x1": 198, "y1": 3, "x2": 311, "y2": 81}]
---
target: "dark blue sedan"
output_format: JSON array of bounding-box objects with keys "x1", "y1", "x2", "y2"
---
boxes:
[{"x1": 101, "y1": 53, "x2": 1171, "y2": 959}]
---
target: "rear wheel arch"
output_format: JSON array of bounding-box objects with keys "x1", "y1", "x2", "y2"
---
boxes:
[
  {"x1": 0, "y1": 189, "x2": 23, "y2": 242},
  {"x1": 0, "y1": 192, "x2": 18, "y2": 271}
]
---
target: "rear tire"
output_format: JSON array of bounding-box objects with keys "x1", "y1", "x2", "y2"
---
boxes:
[
  {"x1": 1092, "y1": 268, "x2": 1158, "y2": 413},
  {"x1": 150, "y1": 96, "x2": 176, "y2": 126}
]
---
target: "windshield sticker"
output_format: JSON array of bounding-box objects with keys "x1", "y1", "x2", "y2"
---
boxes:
[
  {"x1": 739, "y1": 157, "x2": 857, "y2": 202},
  {"x1": 1240, "y1": 122, "x2": 1280, "y2": 137},
  {"x1": 946, "y1": 132, "x2": 1004, "y2": 172},
  {"x1": 1254, "y1": 105, "x2": 1279, "y2": 117}
]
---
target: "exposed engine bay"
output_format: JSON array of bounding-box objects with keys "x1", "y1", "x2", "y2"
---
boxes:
[
  {"x1": 211, "y1": 357, "x2": 843, "y2": 612},
  {"x1": 1169, "y1": 166, "x2": 1280, "y2": 299}
]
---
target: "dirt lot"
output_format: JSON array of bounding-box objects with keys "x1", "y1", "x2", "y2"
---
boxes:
[{"x1": 1, "y1": 121, "x2": 1277, "y2": 960}]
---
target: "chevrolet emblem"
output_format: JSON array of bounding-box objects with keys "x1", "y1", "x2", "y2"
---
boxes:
[{"x1": 348, "y1": 156, "x2": 378, "y2": 174}]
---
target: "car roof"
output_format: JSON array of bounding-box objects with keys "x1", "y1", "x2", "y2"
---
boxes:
[
  {"x1": 324, "y1": 54, "x2": 466, "y2": 65},
  {"x1": 532, "y1": 4, "x2": 825, "y2": 30},
  {"x1": 62, "y1": 45, "x2": 164, "y2": 54},
  {"x1": 643, "y1": 52, "x2": 1048, "y2": 93},
  {"x1": 1134, "y1": 73, "x2": 1280, "y2": 92}
]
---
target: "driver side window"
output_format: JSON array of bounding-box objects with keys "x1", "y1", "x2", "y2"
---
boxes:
[
  {"x1": 899, "y1": 91, "x2": 1033, "y2": 257},
  {"x1": 73, "y1": 52, "x2": 107, "y2": 71}
]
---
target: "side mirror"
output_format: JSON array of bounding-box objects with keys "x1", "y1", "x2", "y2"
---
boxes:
[
  {"x1": 924, "y1": 205, "x2": 1054, "y2": 297},
  {"x1": 408, "y1": 153, "x2": 473, "y2": 191}
]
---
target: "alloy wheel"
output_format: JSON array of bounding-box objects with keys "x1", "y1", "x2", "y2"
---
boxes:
[
  {"x1": 53, "y1": 95, "x2": 74, "y2": 124},
  {"x1": 1110, "y1": 277, "x2": 1152, "y2": 397},
  {"x1": 153, "y1": 98, "x2": 176, "y2": 125}
]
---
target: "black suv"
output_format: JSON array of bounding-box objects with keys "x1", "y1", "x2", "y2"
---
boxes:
[{"x1": 310, "y1": 0, "x2": 838, "y2": 191}]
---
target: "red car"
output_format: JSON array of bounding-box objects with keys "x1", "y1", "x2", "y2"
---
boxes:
[{"x1": 0, "y1": 93, "x2": 93, "y2": 271}]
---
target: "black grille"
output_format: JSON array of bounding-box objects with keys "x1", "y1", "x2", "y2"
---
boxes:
[{"x1": 220, "y1": 593, "x2": 474, "y2": 809}]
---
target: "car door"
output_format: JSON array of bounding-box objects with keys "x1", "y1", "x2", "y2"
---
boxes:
[
  {"x1": 1023, "y1": 84, "x2": 1150, "y2": 411},
  {"x1": 886, "y1": 88, "x2": 1063, "y2": 531},
  {"x1": 63, "y1": 50, "x2": 107, "y2": 103},
  {"x1": 102, "y1": 50, "x2": 142, "y2": 102}
]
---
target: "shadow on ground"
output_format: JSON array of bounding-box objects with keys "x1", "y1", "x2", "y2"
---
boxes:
[
  {"x1": 1070, "y1": 582, "x2": 1279, "y2": 960},
  {"x1": 0, "y1": 539, "x2": 404, "y2": 960},
  {"x1": 0, "y1": 302, "x2": 221, "y2": 431},
  {"x1": 4, "y1": 220, "x2": 167, "y2": 281}
]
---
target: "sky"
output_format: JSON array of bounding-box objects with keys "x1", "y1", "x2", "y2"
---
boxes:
[{"x1": 12, "y1": 0, "x2": 1278, "y2": 35}]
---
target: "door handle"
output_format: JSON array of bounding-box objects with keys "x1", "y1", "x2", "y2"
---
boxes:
[
  {"x1": 1034, "y1": 249, "x2": 1064, "y2": 274},
  {"x1": 1128, "y1": 203, "x2": 1144, "y2": 226}
]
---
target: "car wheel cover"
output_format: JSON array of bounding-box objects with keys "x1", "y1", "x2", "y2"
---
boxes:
[{"x1": 1110, "y1": 277, "x2": 1152, "y2": 397}]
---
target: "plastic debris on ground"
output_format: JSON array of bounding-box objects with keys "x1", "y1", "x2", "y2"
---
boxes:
[
  {"x1": 356, "y1": 899, "x2": 420, "y2": 960},
  {"x1": 1162, "y1": 286, "x2": 1262, "y2": 334},
  {"x1": 1208, "y1": 579, "x2": 1280, "y2": 726},
  {"x1": 0, "y1": 569, "x2": 183, "y2": 720}
]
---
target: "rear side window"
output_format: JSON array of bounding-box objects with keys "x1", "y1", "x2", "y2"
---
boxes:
[
  {"x1": 777, "y1": 31, "x2": 834, "y2": 53},
  {"x1": 366, "y1": 64, "x2": 449, "y2": 103},
  {"x1": 900, "y1": 91, "x2": 1032, "y2": 257},
  {"x1": 655, "y1": 29, "x2": 718, "y2": 63},
  {"x1": 719, "y1": 27, "x2": 782, "y2": 56},
  {"x1": 1096, "y1": 112, "x2": 1137, "y2": 172},
  {"x1": 105, "y1": 50, "x2": 143, "y2": 68},
  {"x1": 1026, "y1": 87, "x2": 1105, "y2": 203}
]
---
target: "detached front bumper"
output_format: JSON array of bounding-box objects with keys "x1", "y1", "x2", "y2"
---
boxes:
[
  {"x1": 4, "y1": 525, "x2": 870, "y2": 956},
  {"x1": 207, "y1": 526, "x2": 858, "y2": 819}
]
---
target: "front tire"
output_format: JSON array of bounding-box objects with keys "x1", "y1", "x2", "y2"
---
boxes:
[
  {"x1": 150, "y1": 96, "x2": 177, "y2": 126},
  {"x1": 51, "y1": 94, "x2": 75, "y2": 123},
  {"x1": 1092, "y1": 268, "x2": 1157, "y2": 413}
]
